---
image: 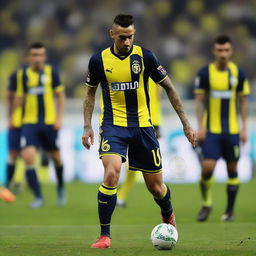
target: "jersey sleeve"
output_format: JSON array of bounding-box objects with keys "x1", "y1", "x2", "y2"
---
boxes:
[
  {"x1": 52, "y1": 68, "x2": 64, "y2": 93},
  {"x1": 85, "y1": 53, "x2": 102, "y2": 87},
  {"x1": 8, "y1": 72, "x2": 17, "y2": 92},
  {"x1": 237, "y1": 68, "x2": 250, "y2": 95},
  {"x1": 194, "y1": 66, "x2": 209, "y2": 93},
  {"x1": 143, "y1": 49, "x2": 168, "y2": 83}
]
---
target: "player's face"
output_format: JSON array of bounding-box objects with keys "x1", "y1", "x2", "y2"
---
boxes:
[
  {"x1": 28, "y1": 47, "x2": 47, "y2": 70},
  {"x1": 110, "y1": 25, "x2": 136, "y2": 55},
  {"x1": 213, "y1": 42, "x2": 233, "y2": 65}
]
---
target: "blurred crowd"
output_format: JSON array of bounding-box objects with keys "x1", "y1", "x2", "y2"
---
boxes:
[{"x1": 0, "y1": 0, "x2": 256, "y2": 99}]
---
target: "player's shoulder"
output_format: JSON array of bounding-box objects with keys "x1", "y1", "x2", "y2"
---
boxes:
[
  {"x1": 229, "y1": 61, "x2": 247, "y2": 77},
  {"x1": 140, "y1": 46, "x2": 156, "y2": 58},
  {"x1": 197, "y1": 64, "x2": 210, "y2": 77}
]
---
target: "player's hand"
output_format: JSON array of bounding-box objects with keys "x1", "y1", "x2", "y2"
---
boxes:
[
  {"x1": 197, "y1": 126, "x2": 206, "y2": 142},
  {"x1": 184, "y1": 126, "x2": 197, "y2": 147},
  {"x1": 53, "y1": 118, "x2": 62, "y2": 130},
  {"x1": 240, "y1": 127, "x2": 247, "y2": 144},
  {"x1": 8, "y1": 119, "x2": 14, "y2": 129},
  {"x1": 82, "y1": 126, "x2": 94, "y2": 150}
]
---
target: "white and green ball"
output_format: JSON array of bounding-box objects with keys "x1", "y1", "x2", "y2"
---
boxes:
[{"x1": 151, "y1": 223, "x2": 178, "y2": 250}]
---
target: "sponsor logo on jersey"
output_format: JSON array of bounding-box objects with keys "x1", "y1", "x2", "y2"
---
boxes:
[
  {"x1": 211, "y1": 90, "x2": 232, "y2": 99},
  {"x1": 28, "y1": 86, "x2": 45, "y2": 95},
  {"x1": 111, "y1": 81, "x2": 139, "y2": 91}
]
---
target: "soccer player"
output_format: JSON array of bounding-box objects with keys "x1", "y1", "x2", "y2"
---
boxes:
[
  {"x1": 82, "y1": 14, "x2": 197, "y2": 248},
  {"x1": 12, "y1": 42, "x2": 66, "y2": 208},
  {"x1": 116, "y1": 79, "x2": 163, "y2": 207},
  {"x1": 194, "y1": 35, "x2": 250, "y2": 222}
]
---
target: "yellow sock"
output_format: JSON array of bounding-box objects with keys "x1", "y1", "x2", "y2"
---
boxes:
[
  {"x1": 118, "y1": 167, "x2": 137, "y2": 202},
  {"x1": 200, "y1": 176, "x2": 215, "y2": 207}
]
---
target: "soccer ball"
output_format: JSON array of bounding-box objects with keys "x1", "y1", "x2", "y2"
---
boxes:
[{"x1": 151, "y1": 223, "x2": 178, "y2": 250}]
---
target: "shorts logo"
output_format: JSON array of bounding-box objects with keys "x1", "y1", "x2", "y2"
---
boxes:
[
  {"x1": 132, "y1": 60, "x2": 141, "y2": 74},
  {"x1": 101, "y1": 138, "x2": 110, "y2": 152},
  {"x1": 152, "y1": 148, "x2": 161, "y2": 167}
]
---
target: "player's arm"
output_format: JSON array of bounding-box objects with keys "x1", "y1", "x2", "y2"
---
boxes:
[
  {"x1": 195, "y1": 92, "x2": 206, "y2": 141},
  {"x1": 82, "y1": 53, "x2": 101, "y2": 150},
  {"x1": 237, "y1": 70, "x2": 250, "y2": 144},
  {"x1": 239, "y1": 94, "x2": 248, "y2": 144},
  {"x1": 159, "y1": 77, "x2": 197, "y2": 147},
  {"x1": 82, "y1": 85, "x2": 97, "y2": 149},
  {"x1": 54, "y1": 90, "x2": 65, "y2": 130}
]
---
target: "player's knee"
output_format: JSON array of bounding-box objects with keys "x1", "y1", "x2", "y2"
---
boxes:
[
  {"x1": 148, "y1": 183, "x2": 163, "y2": 198},
  {"x1": 104, "y1": 168, "x2": 120, "y2": 186},
  {"x1": 201, "y1": 170, "x2": 213, "y2": 180}
]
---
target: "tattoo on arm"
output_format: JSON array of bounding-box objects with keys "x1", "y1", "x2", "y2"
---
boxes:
[
  {"x1": 159, "y1": 77, "x2": 190, "y2": 128},
  {"x1": 83, "y1": 86, "x2": 97, "y2": 128}
]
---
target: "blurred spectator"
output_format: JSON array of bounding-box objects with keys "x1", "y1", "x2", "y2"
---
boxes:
[{"x1": 0, "y1": 0, "x2": 256, "y2": 99}]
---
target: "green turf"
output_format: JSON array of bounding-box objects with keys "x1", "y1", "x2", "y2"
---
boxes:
[{"x1": 0, "y1": 178, "x2": 256, "y2": 256}]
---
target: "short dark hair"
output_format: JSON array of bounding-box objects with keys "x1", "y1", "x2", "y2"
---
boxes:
[
  {"x1": 113, "y1": 14, "x2": 134, "y2": 27},
  {"x1": 28, "y1": 42, "x2": 46, "y2": 50},
  {"x1": 214, "y1": 35, "x2": 232, "y2": 45}
]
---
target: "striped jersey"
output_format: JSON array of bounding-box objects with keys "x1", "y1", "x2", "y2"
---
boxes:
[
  {"x1": 16, "y1": 64, "x2": 64, "y2": 125},
  {"x1": 85, "y1": 45, "x2": 167, "y2": 127},
  {"x1": 194, "y1": 62, "x2": 250, "y2": 134}
]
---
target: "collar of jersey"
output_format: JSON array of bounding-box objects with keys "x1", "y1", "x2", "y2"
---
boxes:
[{"x1": 110, "y1": 45, "x2": 133, "y2": 60}]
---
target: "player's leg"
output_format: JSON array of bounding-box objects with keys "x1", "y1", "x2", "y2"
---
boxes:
[
  {"x1": 143, "y1": 172, "x2": 176, "y2": 228},
  {"x1": 41, "y1": 125, "x2": 66, "y2": 205},
  {"x1": 221, "y1": 134, "x2": 240, "y2": 221},
  {"x1": 48, "y1": 149, "x2": 66, "y2": 206},
  {"x1": 197, "y1": 159, "x2": 216, "y2": 221},
  {"x1": 196, "y1": 133, "x2": 220, "y2": 221},
  {"x1": 6, "y1": 150, "x2": 19, "y2": 188},
  {"x1": 117, "y1": 163, "x2": 137, "y2": 207},
  {"x1": 221, "y1": 161, "x2": 239, "y2": 221},
  {"x1": 21, "y1": 125, "x2": 43, "y2": 208},
  {"x1": 91, "y1": 154, "x2": 122, "y2": 248},
  {"x1": 6, "y1": 128, "x2": 21, "y2": 188},
  {"x1": 22, "y1": 146, "x2": 43, "y2": 207}
]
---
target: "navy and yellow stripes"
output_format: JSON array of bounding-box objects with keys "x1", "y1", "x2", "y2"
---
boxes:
[
  {"x1": 195, "y1": 62, "x2": 250, "y2": 134},
  {"x1": 86, "y1": 45, "x2": 167, "y2": 128},
  {"x1": 16, "y1": 64, "x2": 63, "y2": 125},
  {"x1": 99, "y1": 184, "x2": 117, "y2": 195}
]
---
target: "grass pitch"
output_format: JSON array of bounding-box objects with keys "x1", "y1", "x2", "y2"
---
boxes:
[{"x1": 0, "y1": 179, "x2": 256, "y2": 256}]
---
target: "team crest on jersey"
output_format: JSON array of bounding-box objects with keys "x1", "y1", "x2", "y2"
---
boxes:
[
  {"x1": 41, "y1": 74, "x2": 48, "y2": 84},
  {"x1": 132, "y1": 60, "x2": 141, "y2": 74},
  {"x1": 230, "y1": 76, "x2": 238, "y2": 87}
]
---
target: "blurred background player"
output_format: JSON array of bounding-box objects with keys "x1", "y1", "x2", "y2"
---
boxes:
[
  {"x1": 194, "y1": 35, "x2": 250, "y2": 222},
  {"x1": 6, "y1": 63, "x2": 50, "y2": 193},
  {"x1": 116, "y1": 78, "x2": 163, "y2": 207},
  {"x1": 12, "y1": 42, "x2": 66, "y2": 208}
]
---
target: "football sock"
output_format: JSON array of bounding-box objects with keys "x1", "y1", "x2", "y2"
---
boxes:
[
  {"x1": 226, "y1": 172, "x2": 239, "y2": 213},
  {"x1": 200, "y1": 176, "x2": 214, "y2": 207},
  {"x1": 25, "y1": 166, "x2": 42, "y2": 199},
  {"x1": 154, "y1": 184, "x2": 173, "y2": 218},
  {"x1": 7, "y1": 163, "x2": 15, "y2": 188},
  {"x1": 118, "y1": 168, "x2": 137, "y2": 202},
  {"x1": 98, "y1": 184, "x2": 117, "y2": 237},
  {"x1": 55, "y1": 164, "x2": 64, "y2": 190}
]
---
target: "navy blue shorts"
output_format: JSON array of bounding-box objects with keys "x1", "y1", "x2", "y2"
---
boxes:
[
  {"x1": 99, "y1": 125, "x2": 162, "y2": 173},
  {"x1": 8, "y1": 128, "x2": 21, "y2": 151},
  {"x1": 21, "y1": 124, "x2": 59, "y2": 151},
  {"x1": 199, "y1": 132, "x2": 240, "y2": 161}
]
